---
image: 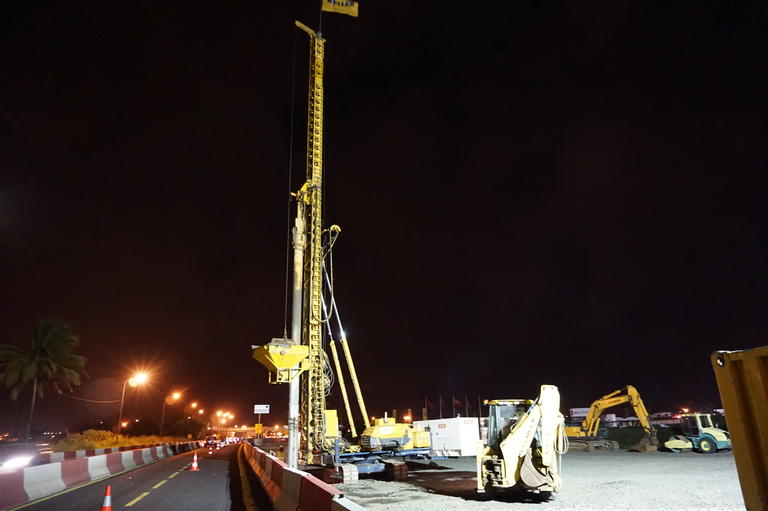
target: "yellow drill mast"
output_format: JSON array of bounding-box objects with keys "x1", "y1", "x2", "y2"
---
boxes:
[
  {"x1": 253, "y1": 20, "x2": 371, "y2": 468},
  {"x1": 296, "y1": 20, "x2": 328, "y2": 458}
]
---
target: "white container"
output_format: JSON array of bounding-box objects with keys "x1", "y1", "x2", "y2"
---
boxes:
[{"x1": 413, "y1": 417, "x2": 480, "y2": 457}]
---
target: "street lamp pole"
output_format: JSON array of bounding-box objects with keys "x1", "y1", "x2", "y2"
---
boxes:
[
  {"x1": 116, "y1": 380, "x2": 128, "y2": 442},
  {"x1": 116, "y1": 372, "x2": 148, "y2": 443},
  {"x1": 160, "y1": 392, "x2": 181, "y2": 436},
  {"x1": 160, "y1": 400, "x2": 168, "y2": 436}
]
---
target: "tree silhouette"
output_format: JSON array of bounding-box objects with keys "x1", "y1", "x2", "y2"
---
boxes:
[{"x1": 0, "y1": 319, "x2": 88, "y2": 440}]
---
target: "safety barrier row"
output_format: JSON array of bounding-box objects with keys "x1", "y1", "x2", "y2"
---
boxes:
[
  {"x1": 40, "y1": 441, "x2": 202, "y2": 463},
  {"x1": 0, "y1": 442, "x2": 199, "y2": 510},
  {"x1": 239, "y1": 442, "x2": 366, "y2": 511}
]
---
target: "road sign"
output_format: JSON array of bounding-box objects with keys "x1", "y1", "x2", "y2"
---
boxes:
[{"x1": 254, "y1": 404, "x2": 270, "y2": 414}]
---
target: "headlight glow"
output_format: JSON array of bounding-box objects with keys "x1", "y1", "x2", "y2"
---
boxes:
[{"x1": 2, "y1": 456, "x2": 34, "y2": 469}]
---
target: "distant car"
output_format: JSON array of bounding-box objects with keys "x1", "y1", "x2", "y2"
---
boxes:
[
  {"x1": 0, "y1": 443, "x2": 45, "y2": 471},
  {"x1": 204, "y1": 436, "x2": 218, "y2": 447}
]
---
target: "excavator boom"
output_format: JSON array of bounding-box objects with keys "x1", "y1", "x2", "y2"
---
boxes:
[{"x1": 569, "y1": 385, "x2": 657, "y2": 452}]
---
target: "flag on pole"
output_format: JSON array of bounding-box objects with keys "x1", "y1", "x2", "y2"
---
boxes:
[{"x1": 322, "y1": 0, "x2": 359, "y2": 17}]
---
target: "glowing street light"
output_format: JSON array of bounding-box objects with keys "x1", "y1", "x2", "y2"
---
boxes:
[
  {"x1": 191, "y1": 402, "x2": 198, "y2": 408},
  {"x1": 128, "y1": 372, "x2": 148, "y2": 387},
  {"x1": 198, "y1": 409, "x2": 204, "y2": 415},
  {"x1": 117, "y1": 371, "x2": 149, "y2": 442}
]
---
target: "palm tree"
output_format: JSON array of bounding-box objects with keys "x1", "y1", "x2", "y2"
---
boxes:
[{"x1": 0, "y1": 319, "x2": 88, "y2": 441}]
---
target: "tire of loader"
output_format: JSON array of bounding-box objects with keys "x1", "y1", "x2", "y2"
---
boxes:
[{"x1": 383, "y1": 460, "x2": 408, "y2": 481}]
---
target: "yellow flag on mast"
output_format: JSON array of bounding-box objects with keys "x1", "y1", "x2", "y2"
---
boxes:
[{"x1": 321, "y1": 0, "x2": 359, "y2": 17}]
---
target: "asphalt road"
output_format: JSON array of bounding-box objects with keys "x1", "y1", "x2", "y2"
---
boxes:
[{"x1": 13, "y1": 445, "x2": 237, "y2": 511}]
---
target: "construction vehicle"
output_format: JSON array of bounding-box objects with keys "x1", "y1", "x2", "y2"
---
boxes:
[
  {"x1": 565, "y1": 385, "x2": 658, "y2": 452},
  {"x1": 710, "y1": 346, "x2": 768, "y2": 510},
  {"x1": 664, "y1": 412, "x2": 731, "y2": 453},
  {"x1": 251, "y1": 20, "x2": 429, "y2": 482},
  {"x1": 477, "y1": 385, "x2": 567, "y2": 500}
]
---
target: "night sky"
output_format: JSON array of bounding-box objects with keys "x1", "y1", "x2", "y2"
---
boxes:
[{"x1": 2, "y1": 1, "x2": 767, "y2": 433}]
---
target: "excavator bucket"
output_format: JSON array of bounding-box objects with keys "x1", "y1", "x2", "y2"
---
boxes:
[{"x1": 628, "y1": 434, "x2": 658, "y2": 453}]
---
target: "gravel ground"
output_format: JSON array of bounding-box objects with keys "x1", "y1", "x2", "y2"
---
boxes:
[{"x1": 338, "y1": 450, "x2": 745, "y2": 510}]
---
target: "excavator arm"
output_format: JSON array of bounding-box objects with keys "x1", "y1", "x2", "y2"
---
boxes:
[{"x1": 579, "y1": 386, "x2": 656, "y2": 442}]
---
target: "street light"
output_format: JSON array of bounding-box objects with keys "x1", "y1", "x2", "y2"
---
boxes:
[
  {"x1": 160, "y1": 392, "x2": 182, "y2": 436},
  {"x1": 116, "y1": 372, "x2": 149, "y2": 442}
]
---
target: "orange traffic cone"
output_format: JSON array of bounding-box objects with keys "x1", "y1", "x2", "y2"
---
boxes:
[
  {"x1": 100, "y1": 485, "x2": 112, "y2": 511},
  {"x1": 190, "y1": 453, "x2": 200, "y2": 471}
]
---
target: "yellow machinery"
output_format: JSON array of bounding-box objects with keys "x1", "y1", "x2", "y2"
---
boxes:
[
  {"x1": 477, "y1": 385, "x2": 566, "y2": 499},
  {"x1": 565, "y1": 385, "x2": 657, "y2": 452},
  {"x1": 664, "y1": 412, "x2": 731, "y2": 453},
  {"x1": 360, "y1": 416, "x2": 431, "y2": 452},
  {"x1": 711, "y1": 346, "x2": 768, "y2": 510},
  {"x1": 251, "y1": 20, "x2": 429, "y2": 479}
]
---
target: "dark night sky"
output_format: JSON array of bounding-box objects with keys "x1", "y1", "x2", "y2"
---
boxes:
[{"x1": 1, "y1": 1, "x2": 767, "y2": 432}]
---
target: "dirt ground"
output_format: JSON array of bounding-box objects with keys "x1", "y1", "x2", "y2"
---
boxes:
[{"x1": 338, "y1": 450, "x2": 745, "y2": 510}]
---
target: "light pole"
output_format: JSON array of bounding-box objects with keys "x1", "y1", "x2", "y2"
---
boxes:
[
  {"x1": 116, "y1": 372, "x2": 148, "y2": 442},
  {"x1": 160, "y1": 392, "x2": 181, "y2": 436}
]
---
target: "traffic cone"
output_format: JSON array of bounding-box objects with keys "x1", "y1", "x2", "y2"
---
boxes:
[
  {"x1": 190, "y1": 453, "x2": 200, "y2": 471},
  {"x1": 100, "y1": 485, "x2": 112, "y2": 511}
]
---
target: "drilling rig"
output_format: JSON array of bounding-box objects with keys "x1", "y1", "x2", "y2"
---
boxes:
[{"x1": 251, "y1": 21, "x2": 430, "y2": 480}]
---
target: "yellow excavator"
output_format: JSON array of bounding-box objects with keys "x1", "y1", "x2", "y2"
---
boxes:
[
  {"x1": 477, "y1": 385, "x2": 567, "y2": 500},
  {"x1": 565, "y1": 385, "x2": 658, "y2": 452}
]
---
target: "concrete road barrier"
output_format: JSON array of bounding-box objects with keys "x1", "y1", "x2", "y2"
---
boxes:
[
  {"x1": 0, "y1": 441, "x2": 199, "y2": 510},
  {"x1": 239, "y1": 443, "x2": 366, "y2": 511}
]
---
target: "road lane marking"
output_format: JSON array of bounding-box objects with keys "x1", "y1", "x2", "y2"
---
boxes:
[
  {"x1": 152, "y1": 479, "x2": 168, "y2": 489},
  {"x1": 169, "y1": 471, "x2": 180, "y2": 478},
  {"x1": 125, "y1": 492, "x2": 150, "y2": 507}
]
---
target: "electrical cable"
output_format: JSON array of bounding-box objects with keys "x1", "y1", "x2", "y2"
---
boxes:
[{"x1": 59, "y1": 394, "x2": 121, "y2": 404}]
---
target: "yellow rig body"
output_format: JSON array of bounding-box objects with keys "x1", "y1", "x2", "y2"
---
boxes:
[{"x1": 359, "y1": 417, "x2": 431, "y2": 452}]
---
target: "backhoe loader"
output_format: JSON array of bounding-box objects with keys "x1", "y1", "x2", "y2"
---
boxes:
[
  {"x1": 565, "y1": 385, "x2": 658, "y2": 452},
  {"x1": 477, "y1": 385, "x2": 566, "y2": 499}
]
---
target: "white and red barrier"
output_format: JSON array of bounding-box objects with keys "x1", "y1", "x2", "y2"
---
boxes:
[
  {"x1": 239, "y1": 443, "x2": 366, "y2": 511},
  {"x1": 39, "y1": 441, "x2": 200, "y2": 463},
  {"x1": 0, "y1": 442, "x2": 199, "y2": 510}
]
